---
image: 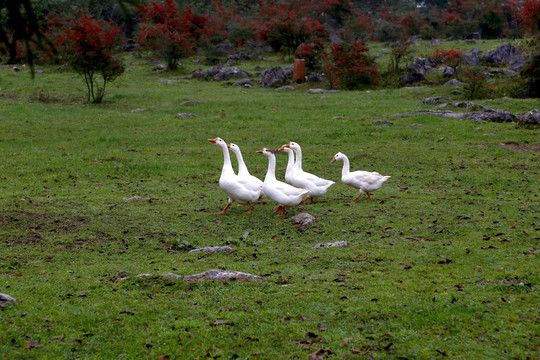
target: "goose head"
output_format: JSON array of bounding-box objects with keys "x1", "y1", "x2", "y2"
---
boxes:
[
  {"x1": 331, "y1": 152, "x2": 345, "y2": 163},
  {"x1": 279, "y1": 142, "x2": 300, "y2": 151},
  {"x1": 208, "y1": 137, "x2": 227, "y2": 147},
  {"x1": 228, "y1": 142, "x2": 240, "y2": 153},
  {"x1": 256, "y1": 148, "x2": 279, "y2": 157}
]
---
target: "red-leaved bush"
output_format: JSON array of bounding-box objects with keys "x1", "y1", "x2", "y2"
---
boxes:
[
  {"x1": 326, "y1": 40, "x2": 379, "y2": 89},
  {"x1": 518, "y1": 0, "x2": 540, "y2": 36},
  {"x1": 430, "y1": 47, "x2": 463, "y2": 67},
  {"x1": 136, "y1": 0, "x2": 216, "y2": 70},
  {"x1": 294, "y1": 39, "x2": 326, "y2": 71},
  {"x1": 55, "y1": 11, "x2": 124, "y2": 103},
  {"x1": 257, "y1": 0, "x2": 330, "y2": 55}
]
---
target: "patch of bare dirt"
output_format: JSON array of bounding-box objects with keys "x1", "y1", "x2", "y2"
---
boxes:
[
  {"x1": 0, "y1": 211, "x2": 87, "y2": 244},
  {"x1": 498, "y1": 142, "x2": 540, "y2": 152}
]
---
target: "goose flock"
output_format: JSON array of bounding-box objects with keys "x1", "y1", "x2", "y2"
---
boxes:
[{"x1": 209, "y1": 137, "x2": 391, "y2": 215}]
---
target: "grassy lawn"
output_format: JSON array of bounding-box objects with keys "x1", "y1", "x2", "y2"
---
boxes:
[{"x1": 0, "y1": 43, "x2": 538, "y2": 359}]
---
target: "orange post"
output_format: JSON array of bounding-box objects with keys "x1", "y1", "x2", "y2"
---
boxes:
[{"x1": 293, "y1": 59, "x2": 305, "y2": 84}]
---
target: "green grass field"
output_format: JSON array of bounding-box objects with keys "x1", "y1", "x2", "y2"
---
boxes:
[{"x1": 0, "y1": 42, "x2": 538, "y2": 359}]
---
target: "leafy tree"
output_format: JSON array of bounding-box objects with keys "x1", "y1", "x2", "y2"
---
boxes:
[
  {"x1": 326, "y1": 40, "x2": 379, "y2": 90},
  {"x1": 518, "y1": 0, "x2": 540, "y2": 37},
  {"x1": 136, "y1": 0, "x2": 218, "y2": 70},
  {"x1": 58, "y1": 11, "x2": 125, "y2": 103},
  {"x1": 257, "y1": 0, "x2": 330, "y2": 56}
]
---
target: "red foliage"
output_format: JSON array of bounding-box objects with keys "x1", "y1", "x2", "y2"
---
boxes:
[
  {"x1": 430, "y1": 47, "x2": 463, "y2": 67},
  {"x1": 518, "y1": 0, "x2": 540, "y2": 35},
  {"x1": 136, "y1": 0, "x2": 218, "y2": 68},
  {"x1": 294, "y1": 38, "x2": 326, "y2": 71},
  {"x1": 256, "y1": 0, "x2": 332, "y2": 53},
  {"x1": 326, "y1": 40, "x2": 378, "y2": 89}
]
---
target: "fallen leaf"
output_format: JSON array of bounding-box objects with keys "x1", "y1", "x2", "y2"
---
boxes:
[
  {"x1": 26, "y1": 341, "x2": 43, "y2": 349},
  {"x1": 212, "y1": 320, "x2": 229, "y2": 326},
  {"x1": 318, "y1": 324, "x2": 327, "y2": 331}
]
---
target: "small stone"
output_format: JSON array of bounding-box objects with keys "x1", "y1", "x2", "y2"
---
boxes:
[
  {"x1": 443, "y1": 79, "x2": 463, "y2": 86},
  {"x1": 116, "y1": 270, "x2": 131, "y2": 278},
  {"x1": 131, "y1": 108, "x2": 146, "y2": 112},
  {"x1": 162, "y1": 273, "x2": 183, "y2": 279},
  {"x1": 314, "y1": 241, "x2": 348, "y2": 249},
  {"x1": 373, "y1": 120, "x2": 394, "y2": 125},
  {"x1": 123, "y1": 196, "x2": 151, "y2": 202},
  {"x1": 184, "y1": 270, "x2": 263, "y2": 282},
  {"x1": 333, "y1": 116, "x2": 345, "y2": 120},
  {"x1": 189, "y1": 246, "x2": 235, "y2": 253},
  {"x1": 175, "y1": 113, "x2": 196, "y2": 118},
  {"x1": 0, "y1": 293, "x2": 16, "y2": 307},
  {"x1": 180, "y1": 101, "x2": 200, "y2": 106},
  {"x1": 306, "y1": 89, "x2": 338, "y2": 94},
  {"x1": 290, "y1": 213, "x2": 316, "y2": 226},
  {"x1": 152, "y1": 64, "x2": 166, "y2": 71},
  {"x1": 275, "y1": 86, "x2": 295, "y2": 91},
  {"x1": 136, "y1": 274, "x2": 152, "y2": 278}
]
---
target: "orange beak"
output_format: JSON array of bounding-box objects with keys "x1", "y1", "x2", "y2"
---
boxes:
[
  {"x1": 256, "y1": 149, "x2": 264, "y2": 153},
  {"x1": 331, "y1": 157, "x2": 336, "y2": 164},
  {"x1": 227, "y1": 143, "x2": 231, "y2": 148},
  {"x1": 208, "y1": 138, "x2": 217, "y2": 143},
  {"x1": 278, "y1": 143, "x2": 290, "y2": 151}
]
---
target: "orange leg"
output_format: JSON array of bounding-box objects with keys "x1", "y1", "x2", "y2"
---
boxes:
[
  {"x1": 352, "y1": 193, "x2": 362, "y2": 201},
  {"x1": 300, "y1": 197, "x2": 312, "y2": 204},
  {"x1": 245, "y1": 202, "x2": 255, "y2": 214},
  {"x1": 366, "y1": 192, "x2": 373, "y2": 201},
  {"x1": 220, "y1": 201, "x2": 231, "y2": 214}
]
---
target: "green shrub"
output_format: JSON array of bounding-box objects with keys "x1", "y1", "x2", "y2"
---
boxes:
[{"x1": 459, "y1": 66, "x2": 488, "y2": 99}]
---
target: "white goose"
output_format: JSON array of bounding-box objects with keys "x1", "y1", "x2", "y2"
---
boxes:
[
  {"x1": 279, "y1": 142, "x2": 335, "y2": 204},
  {"x1": 257, "y1": 148, "x2": 308, "y2": 215},
  {"x1": 228, "y1": 143, "x2": 264, "y2": 203},
  {"x1": 208, "y1": 137, "x2": 261, "y2": 214},
  {"x1": 331, "y1": 152, "x2": 390, "y2": 201}
]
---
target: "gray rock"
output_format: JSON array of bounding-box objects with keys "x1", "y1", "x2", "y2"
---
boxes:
[
  {"x1": 175, "y1": 113, "x2": 196, "y2": 118},
  {"x1": 430, "y1": 39, "x2": 441, "y2": 46},
  {"x1": 261, "y1": 67, "x2": 288, "y2": 87},
  {"x1": 333, "y1": 116, "x2": 345, "y2": 120},
  {"x1": 131, "y1": 108, "x2": 146, "y2": 112},
  {"x1": 486, "y1": 69, "x2": 518, "y2": 78},
  {"x1": 422, "y1": 96, "x2": 451, "y2": 105},
  {"x1": 162, "y1": 273, "x2": 183, "y2": 279},
  {"x1": 123, "y1": 196, "x2": 151, "y2": 202},
  {"x1": 517, "y1": 109, "x2": 540, "y2": 127},
  {"x1": 189, "y1": 246, "x2": 236, "y2": 253},
  {"x1": 307, "y1": 72, "x2": 325, "y2": 83},
  {"x1": 467, "y1": 32, "x2": 481, "y2": 40},
  {"x1": 484, "y1": 43, "x2": 518, "y2": 66},
  {"x1": 190, "y1": 68, "x2": 204, "y2": 78},
  {"x1": 442, "y1": 65, "x2": 455, "y2": 77},
  {"x1": 407, "y1": 57, "x2": 437, "y2": 74},
  {"x1": 180, "y1": 100, "x2": 201, "y2": 106},
  {"x1": 232, "y1": 79, "x2": 253, "y2": 87},
  {"x1": 205, "y1": 67, "x2": 222, "y2": 77},
  {"x1": 291, "y1": 213, "x2": 316, "y2": 226},
  {"x1": 136, "y1": 274, "x2": 152, "y2": 278},
  {"x1": 443, "y1": 79, "x2": 463, "y2": 86},
  {"x1": 283, "y1": 64, "x2": 294, "y2": 78},
  {"x1": 152, "y1": 64, "x2": 166, "y2": 71},
  {"x1": 0, "y1": 293, "x2": 16, "y2": 307},
  {"x1": 213, "y1": 67, "x2": 249, "y2": 81},
  {"x1": 306, "y1": 89, "x2": 338, "y2": 94},
  {"x1": 466, "y1": 109, "x2": 517, "y2": 123},
  {"x1": 275, "y1": 86, "x2": 295, "y2": 91},
  {"x1": 184, "y1": 269, "x2": 263, "y2": 281},
  {"x1": 400, "y1": 72, "x2": 425, "y2": 85},
  {"x1": 508, "y1": 55, "x2": 526, "y2": 71},
  {"x1": 462, "y1": 48, "x2": 483, "y2": 66},
  {"x1": 116, "y1": 270, "x2": 131, "y2": 278},
  {"x1": 373, "y1": 120, "x2": 394, "y2": 125},
  {"x1": 314, "y1": 241, "x2": 348, "y2": 249}
]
